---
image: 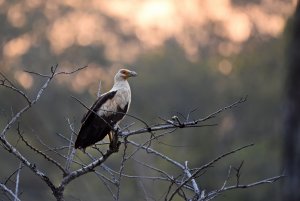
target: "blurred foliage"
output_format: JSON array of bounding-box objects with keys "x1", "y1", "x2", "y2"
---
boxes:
[{"x1": 0, "y1": 0, "x2": 297, "y2": 200}]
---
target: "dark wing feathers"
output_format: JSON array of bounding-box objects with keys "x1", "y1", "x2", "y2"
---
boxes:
[
  {"x1": 75, "y1": 91, "x2": 128, "y2": 149},
  {"x1": 75, "y1": 115, "x2": 111, "y2": 149},
  {"x1": 113, "y1": 103, "x2": 129, "y2": 124},
  {"x1": 81, "y1": 90, "x2": 117, "y2": 124}
]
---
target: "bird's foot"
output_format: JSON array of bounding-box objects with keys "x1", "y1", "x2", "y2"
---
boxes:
[
  {"x1": 109, "y1": 140, "x2": 121, "y2": 152},
  {"x1": 113, "y1": 125, "x2": 121, "y2": 134}
]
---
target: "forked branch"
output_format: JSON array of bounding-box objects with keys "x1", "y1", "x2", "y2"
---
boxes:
[{"x1": 0, "y1": 65, "x2": 282, "y2": 201}]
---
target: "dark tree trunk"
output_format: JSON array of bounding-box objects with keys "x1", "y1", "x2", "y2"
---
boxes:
[{"x1": 283, "y1": 2, "x2": 300, "y2": 201}]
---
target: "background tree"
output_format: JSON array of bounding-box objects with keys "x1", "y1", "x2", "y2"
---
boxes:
[{"x1": 283, "y1": 1, "x2": 300, "y2": 201}]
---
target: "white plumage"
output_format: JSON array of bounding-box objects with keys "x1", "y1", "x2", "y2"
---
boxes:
[{"x1": 75, "y1": 69, "x2": 137, "y2": 149}]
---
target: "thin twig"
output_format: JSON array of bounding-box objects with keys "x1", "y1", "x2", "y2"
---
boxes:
[
  {"x1": 1, "y1": 65, "x2": 58, "y2": 138},
  {"x1": 195, "y1": 96, "x2": 247, "y2": 123},
  {"x1": 0, "y1": 64, "x2": 87, "y2": 200},
  {"x1": 55, "y1": 65, "x2": 88, "y2": 76},
  {"x1": 128, "y1": 140, "x2": 184, "y2": 169},
  {"x1": 0, "y1": 72, "x2": 31, "y2": 104},
  {"x1": 1, "y1": 70, "x2": 280, "y2": 201},
  {"x1": 116, "y1": 139, "x2": 129, "y2": 200},
  {"x1": 14, "y1": 163, "x2": 22, "y2": 201},
  {"x1": 0, "y1": 183, "x2": 20, "y2": 201},
  {"x1": 25, "y1": 65, "x2": 88, "y2": 78},
  {"x1": 184, "y1": 161, "x2": 200, "y2": 198},
  {"x1": 125, "y1": 129, "x2": 177, "y2": 161},
  {"x1": 167, "y1": 144, "x2": 254, "y2": 201},
  {"x1": 0, "y1": 135, "x2": 57, "y2": 193},
  {"x1": 204, "y1": 175, "x2": 285, "y2": 201},
  {"x1": 221, "y1": 166, "x2": 232, "y2": 190},
  {"x1": 16, "y1": 123, "x2": 66, "y2": 175},
  {"x1": 65, "y1": 118, "x2": 76, "y2": 174},
  {"x1": 97, "y1": 80, "x2": 102, "y2": 98},
  {"x1": 59, "y1": 147, "x2": 118, "y2": 190},
  {"x1": 132, "y1": 158, "x2": 181, "y2": 188}
]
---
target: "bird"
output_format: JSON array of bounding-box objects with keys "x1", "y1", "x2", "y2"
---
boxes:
[{"x1": 75, "y1": 69, "x2": 137, "y2": 150}]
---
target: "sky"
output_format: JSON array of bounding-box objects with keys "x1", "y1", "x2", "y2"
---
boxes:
[{"x1": 0, "y1": 0, "x2": 297, "y2": 91}]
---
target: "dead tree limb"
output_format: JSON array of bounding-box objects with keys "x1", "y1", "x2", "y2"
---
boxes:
[{"x1": 0, "y1": 65, "x2": 282, "y2": 201}]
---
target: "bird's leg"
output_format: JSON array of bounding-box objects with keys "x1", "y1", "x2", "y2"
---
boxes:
[
  {"x1": 108, "y1": 131, "x2": 113, "y2": 144},
  {"x1": 108, "y1": 123, "x2": 119, "y2": 145},
  {"x1": 109, "y1": 125, "x2": 121, "y2": 152}
]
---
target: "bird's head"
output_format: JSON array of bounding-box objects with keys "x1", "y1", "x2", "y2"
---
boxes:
[{"x1": 115, "y1": 69, "x2": 137, "y2": 81}]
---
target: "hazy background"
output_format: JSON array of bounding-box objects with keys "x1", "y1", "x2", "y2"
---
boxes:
[{"x1": 0, "y1": 0, "x2": 297, "y2": 200}]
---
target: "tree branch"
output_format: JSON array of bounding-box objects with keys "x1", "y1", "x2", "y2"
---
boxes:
[
  {"x1": 204, "y1": 175, "x2": 285, "y2": 201},
  {"x1": 0, "y1": 66, "x2": 281, "y2": 201},
  {"x1": 0, "y1": 64, "x2": 88, "y2": 201},
  {"x1": 0, "y1": 72, "x2": 31, "y2": 104},
  {"x1": 167, "y1": 144, "x2": 254, "y2": 200},
  {"x1": 59, "y1": 147, "x2": 117, "y2": 189},
  {"x1": 184, "y1": 161, "x2": 200, "y2": 198},
  {"x1": 0, "y1": 183, "x2": 20, "y2": 201}
]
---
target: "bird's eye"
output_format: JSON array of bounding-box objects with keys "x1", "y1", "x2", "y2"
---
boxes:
[{"x1": 120, "y1": 70, "x2": 127, "y2": 74}]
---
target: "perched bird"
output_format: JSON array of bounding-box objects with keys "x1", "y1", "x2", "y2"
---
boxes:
[{"x1": 75, "y1": 69, "x2": 137, "y2": 149}]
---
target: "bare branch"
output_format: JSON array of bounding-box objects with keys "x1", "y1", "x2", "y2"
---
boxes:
[
  {"x1": 125, "y1": 129, "x2": 177, "y2": 161},
  {"x1": 195, "y1": 96, "x2": 247, "y2": 123},
  {"x1": 59, "y1": 146, "x2": 118, "y2": 190},
  {"x1": 119, "y1": 97, "x2": 245, "y2": 139},
  {"x1": 36, "y1": 136, "x2": 70, "y2": 160},
  {"x1": 0, "y1": 72, "x2": 31, "y2": 104},
  {"x1": 132, "y1": 158, "x2": 184, "y2": 189},
  {"x1": 0, "y1": 67, "x2": 280, "y2": 201},
  {"x1": 122, "y1": 122, "x2": 216, "y2": 138},
  {"x1": 0, "y1": 183, "x2": 20, "y2": 201},
  {"x1": 0, "y1": 64, "x2": 87, "y2": 200},
  {"x1": 116, "y1": 139, "x2": 129, "y2": 200},
  {"x1": 16, "y1": 123, "x2": 66, "y2": 175},
  {"x1": 55, "y1": 132, "x2": 74, "y2": 144},
  {"x1": 221, "y1": 166, "x2": 232, "y2": 190},
  {"x1": 25, "y1": 65, "x2": 88, "y2": 78},
  {"x1": 65, "y1": 118, "x2": 76, "y2": 174},
  {"x1": 184, "y1": 161, "x2": 200, "y2": 198},
  {"x1": 128, "y1": 141, "x2": 184, "y2": 173},
  {"x1": 99, "y1": 163, "x2": 189, "y2": 190},
  {"x1": 14, "y1": 163, "x2": 22, "y2": 201},
  {"x1": 97, "y1": 80, "x2": 102, "y2": 98},
  {"x1": 0, "y1": 136, "x2": 57, "y2": 193},
  {"x1": 167, "y1": 144, "x2": 254, "y2": 201},
  {"x1": 204, "y1": 175, "x2": 285, "y2": 201},
  {"x1": 138, "y1": 180, "x2": 152, "y2": 201},
  {"x1": 1, "y1": 65, "x2": 57, "y2": 138},
  {"x1": 233, "y1": 160, "x2": 244, "y2": 186},
  {"x1": 54, "y1": 65, "x2": 88, "y2": 76},
  {"x1": 93, "y1": 171, "x2": 117, "y2": 200}
]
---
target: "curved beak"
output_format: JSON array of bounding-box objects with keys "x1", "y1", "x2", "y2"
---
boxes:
[{"x1": 129, "y1": 70, "x2": 137, "y2": 77}]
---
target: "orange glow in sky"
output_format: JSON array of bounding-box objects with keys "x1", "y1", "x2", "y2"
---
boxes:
[
  {"x1": 0, "y1": 0, "x2": 297, "y2": 90},
  {"x1": 3, "y1": 34, "x2": 32, "y2": 58},
  {"x1": 2, "y1": 0, "x2": 295, "y2": 60},
  {"x1": 14, "y1": 71, "x2": 34, "y2": 89}
]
